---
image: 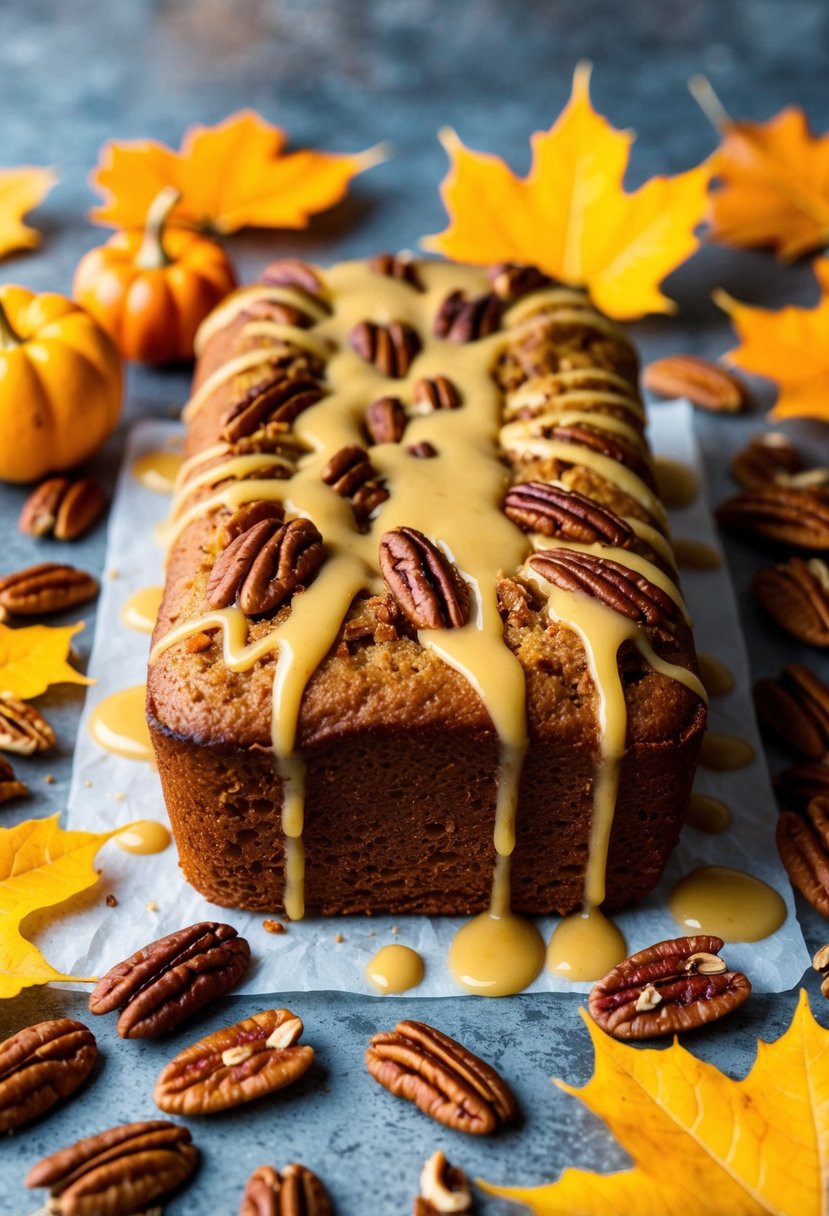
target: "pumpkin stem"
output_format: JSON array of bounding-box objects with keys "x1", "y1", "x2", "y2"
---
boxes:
[
  {"x1": 135, "y1": 187, "x2": 182, "y2": 270},
  {"x1": 0, "y1": 297, "x2": 23, "y2": 350}
]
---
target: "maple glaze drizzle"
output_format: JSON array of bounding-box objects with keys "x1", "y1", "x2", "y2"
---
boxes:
[
  {"x1": 686, "y1": 793, "x2": 733, "y2": 834},
  {"x1": 121, "y1": 586, "x2": 164, "y2": 634},
  {"x1": 89, "y1": 686, "x2": 153, "y2": 762},
  {"x1": 673, "y1": 537, "x2": 722, "y2": 570},
  {"x1": 670, "y1": 866, "x2": 786, "y2": 941},
  {"x1": 699, "y1": 732, "x2": 755, "y2": 771},
  {"x1": 365, "y1": 943, "x2": 425, "y2": 994},
  {"x1": 132, "y1": 451, "x2": 183, "y2": 494},
  {"x1": 116, "y1": 820, "x2": 172, "y2": 855},
  {"x1": 697, "y1": 653, "x2": 735, "y2": 699}
]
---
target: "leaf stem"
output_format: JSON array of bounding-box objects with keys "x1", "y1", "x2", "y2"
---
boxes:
[
  {"x1": 689, "y1": 75, "x2": 732, "y2": 132},
  {"x1": 135, "y1": 186, "x2": 181, "y2": 270}
]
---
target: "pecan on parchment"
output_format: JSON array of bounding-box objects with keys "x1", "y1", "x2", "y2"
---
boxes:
[
  {"x1": 541, "y1": 423, "x2": 656, "y2": 490},
  {"x1": 88, "y1": 921, "x2": 251, "y2": 1039},
  {"x1": 0, "y1": 562, "x2": 99, "y2": 618},
  {"x1": 716, "y1": 484, "x2": 829, "y2": 550},
  {"x1": 777, "y1": 797, "x2": 829, "y2": 916},
  {"x1": 26, "y1": 1119, "x2": 197, "y2": 1216},
  {"x1": 366, "y1": 1019, "x2": 516, "y2": 1135},
  {"x1": 0, "y1": 753, "x2": 28, "y2": 804},
  {"x1": 412, "y1": 376, "x2": 462, "y2": 412},
  {"x1": 154, "y1": 1008, "x2": 313, "y2": 1115},
  {"x1": 350, "y1": 320, "x2": 421, "y2": 378},
  {"x1": 321, "y1": 444, "x2": 389, "y2": 519},
  {"x1": 504, "y1": 482, "x2": 635, "y2": 548},
  {"x1": 528, "y1": 548, "x2": 676, "y2": 632},
  {"x1": 19, "y1": 476, "x2": 107, "y2": 541},
  {"x1": 369, "y1": 251, "x2": 424, "y2": 291},
  {"x1": 220, "y1": 377, "x2": 325, "y2": 443},
  {"x1": 488, "y1": 262, "x2": 553, "y2": 302},
  {"x1": 433, "y1": 290, "x2": 502, "y2": 343},
  {"x1": 774, "y1": 762, "x2": 829, "y2": 811},
  {"x1": 588, "y1": 936, "x2": 751, "y2": 1040},
  {"x1": 240, "y1": 1163, "x2": 332, "y2": 1216},
  {"x1": 643, "y1": 354, "x2": 748, "y2": 412},
  {"x1": 414, "y1": 1151, "x2": 473, "y2": 1215},
  {"x1": 379, "y1": 528, "x2": 470, "y2": 630},
  {"x1": 0, "y1": 692, "x2": 55, "y2": 754},
  {"x1": 754, "y1": 664, "x2": 829, "y2": 761},
  {"x1": 752, "y1": 557, "x2": 829, "y2": 646},
  {"x1": 0, "y1": 1018, "x2": 96, "y2": 1133},
  {"x1": 207, "y1": 516, "x2": 325, "y2": 616},
  {"x1": 729, "y1": 432, "x2": 802, "y2": 489}
]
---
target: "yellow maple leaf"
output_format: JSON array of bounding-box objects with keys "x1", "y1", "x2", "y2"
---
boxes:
[
  {"x1": 693, "y1": 75, "x2": 829, "y2": 262},
  {"x1": 0, "y1": 166, "x2": 57, "y2": 260},
  {"x1": 89, "y1": 109, "x2": 384, "y2": 234},
  {"x1": 0, "y1": 621, "x2": 93, "y2": 700},
  {"x1": 0, "y1": 815, "x2": 123, "y2": 997},
  {"x1": 717, "y1": 258, "x2": 829, "y2": 422},
  {"x1": 483, "y1": 992, "x2": 829, "y2": 1215},
  {"x1": 423, "y1": 63, "x2": 711, "y2": 320}
]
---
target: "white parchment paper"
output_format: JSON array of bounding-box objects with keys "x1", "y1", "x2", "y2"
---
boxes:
[{"x1": 48, "y1": 403, "x2": 810, "y2": 994}]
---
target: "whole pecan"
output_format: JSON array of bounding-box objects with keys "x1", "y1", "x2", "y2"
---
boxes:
[
  {"x1": 716, "y1": 484, "x2": 829, "y2": 550},
  {"x1": 379, "y1": 528, "x2": 470, "y2": 630},
  {"x1": 88, "y1": 921, "x2": 251, "y2": 1039},
  {"x1": 414, "y1": 1150, "x2": 472, "y2": 1215},
  {"x1": 730, "y1": 432, "x2": 802, "y2": 489},
  {"x1": 0, "y1": 692, "x2": 55, "y2": 754},
  {"x1": 412, "y1": 376, "x2": 462, "y2": 412},
  {"x1": 0, "y1": 1018, "x2": 96, "y2": 1132},
  {"x1": 369, "y1": 251, "x2": 424, "y2": 291},
  {"x1": 220, "y1": 377, "x2": 325, "y2": 443},
  {"x1": 488, "y1": 262, "x2": 553, "y2": 302},
  {"x1": 241, "y1": 297, "x2": 317, "y2": 329},
  {"x1": 504, "y1": 482, "x2": 635, "y2": 547},
  {"x1": 207, "y1": 516, "x2": 325, "y2": 616},
  {"x1": 774, "y1": 761, "x2": 829, "y2": 811},
  {"x1": 240, "y1": 1163, "x2": 332, "y2": 1216},
  {"x1": 261, "y1": 259, "x2": 327, "y2": 299},
  {"x1": 754, "y1": 664, "x2": 829, "y2": 760},
  {"x1": 0, "y1": 753, "x2": 28, "y2": 803},
  {"x1": 365, "y1": 395, "x2": 408, "y2": 444},
  {"x1": 752, "y1": 557, "x2": 829, "y2": 646},
  {"x1": 366, "y1": 1020, "x2": 516, "y2": 1135},
  {"x1": 433, "y1": 290, "x2": 502, "y2": 342},
  {"x1": 19, "y1": 476, "x2": 107, "y2": 540},
  {"x1": 0, "y1": 562, "x2": 99, "y2": 618},
  {"x1": 26, "y1": 1119, "x2": 197, "y2": 1216},
  {"x1": 643, "y1": 354, "x2": 748, "y2": 412},
  {"x1": 350, "y1": 320, "x2": 421, "y2": 377},
  {"x1": 321, "y1": 444, "x2": 389, "y2": 518},
  {"x1": 154, "y1": 1008, "x2": 313, "y2": 1115},
  {"x1": 540, "y1": 423, "x2": 656, "y2": 490},
  {"x1": 813, "y1": 944, "x2": 829, "y2": 999},
  {"x1": 588, "y1": 936, "x2": 751, "y2": 1039},
  {"x1": 777, "y1": 797, "x2": 829, "y2": 916},
  {"x1": 222, "y1": 500, "x2": 286, "y2": 546},
  {"x1": 528, "y1": 549, "x2": 676, "y2": 632}
]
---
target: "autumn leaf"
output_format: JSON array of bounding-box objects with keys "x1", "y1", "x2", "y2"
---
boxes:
[
  {"x1": 0, "y1": 815, "x2": 124, "y2": 998},
  {"x1": 717, "y1": 259, "x2": 829, "y2": 422},
  {"x1": 422, "y1": 63, "x2": 711, "y2": 320},
  {"x1": 693, "y1": 75, "x2": 829, "y2": 262},
  {"x1": 0, "y1": 166, "x2": 57, "y2": 260},
  {"x1": 483, "y1": 992, "x2": 829, "y2": 1216},
  {"x1": 89, "y1": 110, "x2": 383, "y2": 234},
  {"x1": 0, "y1": 621, "x2": 93, "y2": 700}
]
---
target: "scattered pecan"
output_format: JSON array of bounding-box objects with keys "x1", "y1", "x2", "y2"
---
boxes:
[
  {"x1": 320, "y1": 444, "x2": 389, "y2": 518},
  {"x1": 414, "y1": 1151, "x2": 472, "y2": 1214},
  {"x1": 365, "y1": 395, "x2": 408, "y2": 444},
  {"x1": 504, "y1": 482, "x2": 635, "y2": 547},
  {"x1": 777, "y1": 797, "x2": 829, "y2": 916},
  {"x1": 488, "y1": 262, "x2": 553, "y2": 302},
  {"x1": 366, "y1": 1019, "x2": 516, "y2": 1135},
  {"x1": 0, "y1": 1018, "x2": 96, "y2": 1133},
  {"x1": 207, "y1": 517, "x2": 325, "y2": 616},
  {"x1": 240, "y1": 1163, "x2": 332, "y2": 1216},
  {"x1": 813, "y1": 944, "x2": 829, "y2": 998},
  {"x1": 406, "y1": 441, "x2": 438, "y2": 459},
  {"x1": 729, "y1": 432, "x2": 802, "y2": 489},
  {"x1": 221, "y1": 501, "x2": 286, "y2": 546},
  {"x1": 754, "y1": 664, "x2": 829, "y2": 760},
  {"x1": 0, "y1": 562, "x2": 99, "y2": 618},
  {"x1": 0, "y1": 753, "x2": 29, "y2": 803},
  {"x1": 154, "y1": 1008, "x2": 313, "y2": 1115},
  {"x1": 643, "y1": 354, "x2": 748, "y2": 412},
  {"x1": 19, "y1": 476, "x2": 107, "y2": 540},
  {"x1": 220, "y1": 377, "x2": 325, "y2": 443},
  {"x1": 716, "y1": 484, "x2": 829, "y2": 550},
  {"x1": 434, "y1": 290, "x2": 502, "y2": 343},
  {"x1": 261, "y1": 259, "x2": 327, "y2": 300},
  {"x1": 588, "y1": 936, "x2": 751, "y2": 1039},
  {"x1": 369, "y1": 251, "x2": 424, "y2": 291},
  {"x1": 88, "y1": 921, "x2": 251, "y2": 1039},
  {"x1": 379, "y1": 528, "x2": 470, "y2": 630},
  {"x1": 539, "y1": 423, "x2": 656, "y2": 490},
  {"x1": 774, "y1": 761, "x2": 829, "y2": 811},
  {"x1": 528, "y1": 549, "x2": 676, "y2": 632},
  {"x1": 752, "y1": 557, "x2": 829, "y2": 646},
  {"x1": 26, "y1": 1119, "x2": 197, "y2": 1216},
  {"x1": 350, "y1": 320, "x2": 421, "y2": 377},
  {"x1": 412, "y1": 376, "x2": 462, "y2": 412},
  {"x1": 0, "y1": 692, "x2": 55, "y2": 754}
]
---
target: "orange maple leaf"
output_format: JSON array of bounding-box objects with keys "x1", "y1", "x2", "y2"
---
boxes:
[
  {"x1": 694, "y1": 76, "x2": 829, "y2": 262},
  {"x1": 717, "y1": 258, "x2": 829, "y2": 422},
  {"x1": 89, "y1": 110, "x2": 384, "y2": 234},
  {"x1": 0, "y1": 166, "x2": 57, "y2": 260},
  {"x1": 423, "y1": 64, "x2": 711, "y2": 320}
]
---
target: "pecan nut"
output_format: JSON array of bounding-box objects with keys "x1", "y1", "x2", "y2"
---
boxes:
[
  {"x1": 716, "y1": 484, "x2": 829, "y2": 550},
  {"x1": 366, "y1": 1019, "x2": 516, "y2": 1135},
  {"x1": 729, "y1": 432, "x2": 802, "y2": 489},
  {"x1": 154, "y1": 1008, "x2": 313, "y2": 1114},
  {"x1": 0, "y1": 1018, "x2": 96, "y2": 1133},
  {"x1": 433, "y1": 290, "x2": 502, "y2": 342},
  {"x1": 365, "y1": 395, "x2": 408, "y2": 445},
  {"x1": 261, "y1": 259, "x2": 327, "y2": 299},
  {"x1": 0, "y1": 692, "x2": 55, "y2": 754},
  {"x1": 752, "y1": 557, "x2": 829, "y2": 646},
  {"x1": 19, "y1": 476, "x2": 107, "y2": 540},
  {"x1": 528, "y1": 548, "x2": 676, "y2": 632},
  {"x1": 350, "y1": 320, "x2": 421, "y2": 377},
  {"x1": 321, "y1": 444, "x2": 389, "y2": 518},
  {"x1": 0, "y1": 753, "x2": 28, "y2": 803},
  {"x1": 489, "y1": 261, "x2": 553, "y2": 302},
  {"x1": 88, "y1": 921, "x2": 251, "y2": 1039},
  {"x1": 0, "y1": 562, "x2": 99, "y2": 617},
  {"x1": 369, "y1": 251, "x2": 424, "y2": 291},
  {"x1": 643, "y1": 354, "x2": 748, "y2": 412},
  {"x1": 813, "y1": 944, "x2": 829, "y2": 999},
  {"x1": 222, "y1": 500, "x2": 286, "y2": 546},
  {"x1": 777, "y1": 797, "x2": 829, "y2": 916},
  {"x1": 379, "y1": 528, "x2": 470, "y2": 630},
  {"x1": 412, "y1": 376, "x2": 462, "y2": 412},
  {"x1": 414, "y1": 1151, "x2": 472, "y2": 1214},
  {"x1": 754, "y1": 664, "x2": 829, "y2": 760},
  {"x1": 26, "y1": 1119, "x2": 197, "y2": 1216},
  {"x1": 240, "y1": 1163, "x2": 332, "y2": 1216},
  {"x1": 774, "y1": 761, "x2": 829, "y2": 811},
  {"x1": 588, "y1": 936, "x2": 751, "y2": 1039},
  {"x1": 207, "y1": 516, "x2": 325, "y2": 616},
  {"x1": 220, "y1": 377, "x2": 324, "y2": 443},
  {"x1": 406, "y1": 441, "x2": 438, "y2": 459},
  {"x1": 539, "y1": 423, "x2": 656, "y2": 490},
  {"x1": 504, "y1": 482, "x2": 635, "y2": 547}
]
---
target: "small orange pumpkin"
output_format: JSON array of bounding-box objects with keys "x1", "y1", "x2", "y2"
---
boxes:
[
  {"x1": 73, "y1": 187, "x2": 237, "y2": 364},
  {"x1": 0, "y1": 286, "x2": 122, "y2": 484}
]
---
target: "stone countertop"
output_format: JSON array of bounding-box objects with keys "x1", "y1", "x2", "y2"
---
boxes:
[{"x1": 2, "y1": 1, "x2": 829, "y2": 1212}]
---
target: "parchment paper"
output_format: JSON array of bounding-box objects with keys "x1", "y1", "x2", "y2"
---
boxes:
[{"x1": 48, "y1": 402, "x2": 810, "y2": 995}]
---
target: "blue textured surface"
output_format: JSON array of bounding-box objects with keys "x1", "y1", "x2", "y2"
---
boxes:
[{"x1": 1, "y1": 2, "x2": 829, "y2": 1212}]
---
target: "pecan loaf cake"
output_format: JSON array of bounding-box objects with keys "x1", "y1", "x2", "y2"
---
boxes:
[{"x1": 147, "y1": 255, "x2": 707, "y2": 919}]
